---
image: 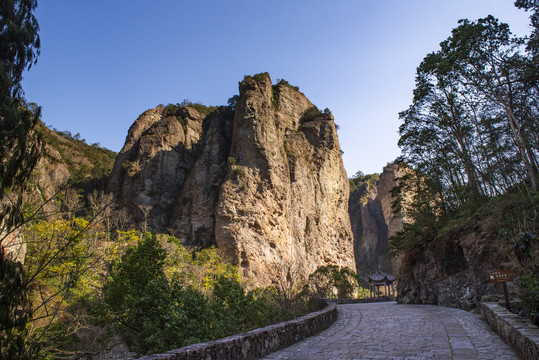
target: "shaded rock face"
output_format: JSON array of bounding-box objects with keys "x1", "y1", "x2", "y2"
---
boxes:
[
  {"x1": 171, "y1": 108, "x2": 234, "y2": 247},
  {"x1": 349, "y1": 164, "x2": 404, "y2": 277},
  {"x1": 108, "y1": 107, "x2": 211, "y2": 231},
  {"x1": 349, "y1": 184, "x2": 388, "y2": 276},
  {"x1": 397, "y1": 223, "x2": 518, "y2": 311},
  {"x1": 108, "y1": 73, "x2": 355, "y2": 287}
]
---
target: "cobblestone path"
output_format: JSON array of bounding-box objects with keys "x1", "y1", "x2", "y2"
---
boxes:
[{"x1": 263, "y1": 302, "x2": 518, "y2": 360}]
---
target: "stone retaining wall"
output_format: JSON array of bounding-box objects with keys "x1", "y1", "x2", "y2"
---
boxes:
[
  {"x1": 481, "y1": 302, "x2": 539, "y2": 360},
  {"x1": 138, "y1": 302, "x2": 337, "y2": 360},
  {"x1": 326, "y1": 296, "x2": 395, "y2": 304}
]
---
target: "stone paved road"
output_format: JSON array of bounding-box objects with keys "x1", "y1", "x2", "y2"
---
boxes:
[{"x1": 262, "y1": 302, "x2": 518, "y2": 360}]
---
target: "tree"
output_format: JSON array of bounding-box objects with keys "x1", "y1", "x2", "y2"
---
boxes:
[
  {"x1": 399, "y1": 50, "x2": 483, "y2": 205},
  {"x1": 395, "y1": 15, "x2": 538, "y2": 261},
  {"x1": 444, "y1": 16, "x2": 538, "y2": 191},
  {"x1": 0, "y1": 247, "x2": 30, "y2": 360},
  {"x1": 0, "y1": 1, "x2": 41, "y2": 358},
  {"x1": 398, "y1": 16, "x2": 538, "y2": 214},
  {"x1": 0, "y1": 0, "x2": 42, "y2": 235},
  {"x1": 515, "y1": 0, "x2": 539, "y2": 58}
]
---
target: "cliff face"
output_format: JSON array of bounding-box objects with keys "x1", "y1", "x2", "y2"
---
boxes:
[
  {"x1": 349, "y1": 164, "x2": 404, "y2": 277},
  {"x1": 108, "y1": 106, "x2": 208, "y2": 231},
  {"x1": 108, "y1": 73, "x2": 355, "y2": 287},
  {"x1": 396, "y1": 222, "x2": 517, "y2": 310}
]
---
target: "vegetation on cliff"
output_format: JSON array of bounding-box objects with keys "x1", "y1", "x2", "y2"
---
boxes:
[
  {"x1": 392, "y1": 4, "x2": 538, "y2": 322},
  {"x1": 37, "y1": 122, "x2": 117, "y2": 190},
  {"x1": 349, "y1": 171, "x2": 380, "y2": 201}
]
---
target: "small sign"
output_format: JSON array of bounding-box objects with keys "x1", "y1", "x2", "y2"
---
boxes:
[{"x1": 489, "y1": 270, "x2": 515, "y2": 283}]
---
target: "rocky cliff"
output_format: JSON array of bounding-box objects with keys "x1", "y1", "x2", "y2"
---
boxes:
[
  {"x1": 396, "y1": 220, "x2": 519, "y2": 310},
  {"x1": 349, "y1": 164, "x2": 404, "y2": 277},
  {"x1": 108, "y1": 73, "x2": 355, "y2": 287}
]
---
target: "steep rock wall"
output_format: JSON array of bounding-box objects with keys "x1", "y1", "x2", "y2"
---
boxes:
[
  {"x1": 108, "y1": 107, "x2": 206, "y2": 231},
  {"x1": 396, "y1": 228, "x2": 515, "y2": 310},
  {"x1": 108, "y1": 74, "x2": 355, "y2": 287},
  {"x1": 215, "y1": 74, "x2": 354, "y2": 287},
  {"x1": 349, "y1": 164, "x2": 404, "y2": 277}
]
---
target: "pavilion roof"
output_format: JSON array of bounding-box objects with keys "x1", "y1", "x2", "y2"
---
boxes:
[{"x1": 368, "y1": 269, "x2": 396, "y2": 282}]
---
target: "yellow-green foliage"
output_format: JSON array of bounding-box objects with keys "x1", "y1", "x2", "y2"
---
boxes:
[
  {"x1": 155, "y1": 234, "x2": 239, "y2": 294},
  {"x1": 100, "y1": 234, "x2": 296, "y2": 355},
  {"x1": 23, "y1": 217, "x2": 111, "y2": 358},
  {"x1": 20, "y1": 216, "x2": 337, "y2": 358},
  {"x1": 25, "y1": 217, "x2": 91, "y2": 286}
]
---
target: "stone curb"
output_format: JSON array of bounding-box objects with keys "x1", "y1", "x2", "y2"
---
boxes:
[
  {"x1": 138, "y1": 302, "x2": 337, "y2": 360},
  {"x1": 480, "y1": 302, "x2": 539, "y2": 360}
]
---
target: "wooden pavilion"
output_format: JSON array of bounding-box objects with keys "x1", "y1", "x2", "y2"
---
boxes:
[{"x1": 368, "y1": 268, "x2": 396, "y2": 298}]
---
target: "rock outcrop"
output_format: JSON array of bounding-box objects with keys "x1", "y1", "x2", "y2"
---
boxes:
[
  {"x1": 349, "y1": 164, "x2": 404, "y2": 277},
  {"x1": 396, "y1": 221, "x2": 519, "y2": 310},
  {"x1": 108, "y1": 106, "x2": 209, "y2": 231},
  {"x1": 108, "y1": 73, "x2": 355, "y2": 287}
]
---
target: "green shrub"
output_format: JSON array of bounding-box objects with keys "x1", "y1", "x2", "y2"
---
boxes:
[
  {"x1": 300, "y1": 106, "x2": 322, "y2": 123},
  {"x1": 232, "y1": 166, "x2": 245, "y2": 177},
  {"x1": 274, "y1": 79, "x2": 299, "y2": 91},
  {"x1": 180, "y1": 99, "x2": 217, "y2": 116},
  {"x1": 163, "y1": 103, "x2": 180, "y2": 118},
  {"x1": 100, "y1": 233, "x2": 306, "y2": 355},
  {"x1": 227, "y1": 156, "x2": 237, "y2": 166},
  {"x1": 252, "y1": 72, "x2": 269, "y2": 82},
  {"x1": 307, "y1": 265, "x2": 360, "y2": 298},
  {"x1": 283, "y1": 140, "x2": 291, "y2": 157},
  {"x1": 227, "y1": 95, "x2": 239, "y2": 109},
  {"x1": 518, "y1": 275, "x2": 539, "y2": 325},
  {"x1": 0, "y1": 249, "x2": 31, "y2": 360}
]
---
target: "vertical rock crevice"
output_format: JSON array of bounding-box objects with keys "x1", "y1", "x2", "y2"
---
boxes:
[{"x1": 349, "y1": 164, "x2": 404, "y2": 278}]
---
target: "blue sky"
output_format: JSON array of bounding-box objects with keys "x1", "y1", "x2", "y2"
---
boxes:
[{"x1": 21, "y1": 1, "x2": 531, "y2": 176}]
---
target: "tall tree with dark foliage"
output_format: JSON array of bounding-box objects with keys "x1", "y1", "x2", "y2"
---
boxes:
[{"x1": 0, "y1": 1, "x2": 41, "y2": 358}]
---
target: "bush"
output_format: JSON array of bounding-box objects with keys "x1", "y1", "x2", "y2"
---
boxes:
[
  {"x1": 518, "y1": 275, "x2": 539, "y2": 326},
  {"x1": 100, "y1": 233, "x2": 305, "y2": 355},
  {"x1": 227, "y1": 95, "x2": 239, "y2": 109},
  {"x1": 101, "y1": 234, "x2": 213, "y2": 354},
  {"x1": 0, "y1": 249, "x2": 31, "y2": 360},
  {"x1": 180, "y1": 99, "x2": 217, "y2": 116},
  {"x1": 232, "y1": 166, "x2": 245, "y2": 177},
  {"x1": 274, "y1": 79, "x2": 299, "y2": 91},
  {"x1": 163, "y1": 103, "x2": 180, "y2": 118},
  {"x1": 300, "y1": 106, "x2": 322, "y2": 123},
  {"x1": 306, "y1": 265, "x2": 361, "y2": 298}
]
